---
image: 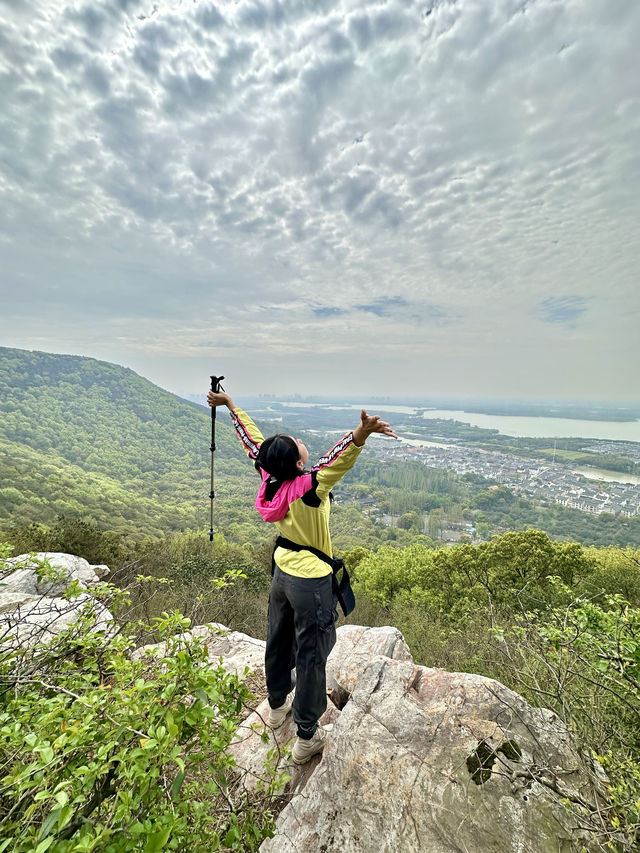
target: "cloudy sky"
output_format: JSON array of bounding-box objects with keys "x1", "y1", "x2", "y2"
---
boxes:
[{"x1": 1, "y1": 0, "x2": 638, "y2": 401}]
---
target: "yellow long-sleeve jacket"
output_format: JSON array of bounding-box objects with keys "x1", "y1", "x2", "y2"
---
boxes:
[{"x1": 229, "y1": 407, "x2": 363, "y2": 578}]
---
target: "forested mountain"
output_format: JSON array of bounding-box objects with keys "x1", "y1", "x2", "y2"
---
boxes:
[
  {"x1": 0, "y1": 347, "x2": 260, "y2": 540},
  {"x1": 2, "y1": 346, "x2": 639, "y2": 549},
  {"x1": 0, "y1": 347, "x2": 429, "y2": 548}
]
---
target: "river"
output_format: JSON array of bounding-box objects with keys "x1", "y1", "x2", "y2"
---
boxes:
[
  {"x1": 572, "y1": 467, "x2": 640, "y2": 486},
  {"x1": 278, "y1": 402, "x2": 640, "y2": 442},
  {"x1": 419, "y1": 410, "x2": 640, "y2": 442}
]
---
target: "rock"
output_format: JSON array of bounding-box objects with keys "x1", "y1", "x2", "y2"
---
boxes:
[
  {"x1": 326, "y1": 624, "x2": 412, "y2": 706},
  {"x1": 3, "y1": 552, "x2": 110, "y2": 597},
  {"x1": 228, "y1": 625, "x2": 412, "y2": 797},
  {"x1": 1, "y1": 553, "x2": 113, "y2": 649},
  {"x1": 230, "y1": 695, "x2": 341, "y2": 795},
  {"x1": 1, "y1": 593, "x2": 113, "y2": 647},
  {"x1": 133, "y1": 623, "x2": 267, "y2": 677},
  {"x1": 0, "y1": 568, "x2": 39, "y2": 596},
  {"x1": 0, "y1": 591, "x2": 40, "y2": 614},
  {"x1": 260, "y1": 657, "x2": 606, "y2": 853},
  {"x1": 91, "y1": 564, "x2": 110, "y2": 580},
  {"x1": 192, "y1": 623, "x2": 267, "y2": 677}
]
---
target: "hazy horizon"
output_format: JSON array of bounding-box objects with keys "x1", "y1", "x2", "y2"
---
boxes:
[
  {"x1": 3, "y1": 343, "x2": 640, "y2": 409},
  {"x1": 185, "y1": 391, "x2": 640, "y2": 410}
]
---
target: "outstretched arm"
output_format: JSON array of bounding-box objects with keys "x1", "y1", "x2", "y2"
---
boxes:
[
  {"x1": 352, "y1": 410, "x2": 398, "y2": 446},
  {"x1": 313, "y1": 409, "x2": 397, "y2": 499},
  {"x1": 207, "y1": 390, "x2": 263, "y2": 460}
]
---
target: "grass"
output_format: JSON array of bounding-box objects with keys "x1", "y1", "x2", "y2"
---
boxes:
[{"x1": 537, "y1": 448, "x2": 592, "y2": 461}]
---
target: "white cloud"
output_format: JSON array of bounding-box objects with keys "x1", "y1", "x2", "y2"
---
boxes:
[{"x1": 0, "y1": 0, "x2": 638, "y2": 399}]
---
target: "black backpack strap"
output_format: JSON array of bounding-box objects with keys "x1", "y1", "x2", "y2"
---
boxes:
[
  {"x1": 272, "y1": 536, "x2": 355, "y2": 617},
  {"x1": 301, "y1": 471, "x2": 321, "y2": 507},
  {"x1": 274, "y1": 535, "x2": 334, "y2": 566}
]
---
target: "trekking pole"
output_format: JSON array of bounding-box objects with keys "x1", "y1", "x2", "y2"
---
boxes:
[{"x1": 208, "y1": 375, "x2": 225, "y2": 541}]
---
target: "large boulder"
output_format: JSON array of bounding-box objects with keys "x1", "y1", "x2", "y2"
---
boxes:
[
  {"x1": 0, "y1": 553, "x2": 113, "y2": 648},
  {"x1": 260, "y1": 657, "x2": 606, "y2": 853},
  {"x1": 2, "y1": 593, "x2": 113, "y2": 647},
  {"x1": 2, "y1": 552, "x2": 110, "y2": 597},
  {"x1": 229, "y1": 625, "x2": 412, "y2": 797},
  {"x1": 229, "y1": 695, "x2": 341, "y2": 796},
  {"x1": 132, "y1": 617, "x2": 608, "y2": 851},
  {"x1": 0, "y1": 590, "x2": 40, "y2": 615}
]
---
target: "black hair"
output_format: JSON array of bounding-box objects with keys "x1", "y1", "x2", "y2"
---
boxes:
[{"x1": 255, "y1": 434, "x2": 302, "y2": 485}]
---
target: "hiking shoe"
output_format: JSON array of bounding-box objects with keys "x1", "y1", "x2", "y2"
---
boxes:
[
  {"x1": 291, "y1": 726, "x2": 328, "y2": 765},
  {"x1": 267, "y1": 694, "x2": 293, "y2": 729}
]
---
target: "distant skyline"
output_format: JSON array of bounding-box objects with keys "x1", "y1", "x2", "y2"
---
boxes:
[{"x1": 1, "y1": 0, "x2": 639, "y2": 401}]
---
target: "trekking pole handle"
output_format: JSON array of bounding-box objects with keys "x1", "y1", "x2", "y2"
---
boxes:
[{"x1": 209, "y1": 375, "x2": 225, "y2": 541}]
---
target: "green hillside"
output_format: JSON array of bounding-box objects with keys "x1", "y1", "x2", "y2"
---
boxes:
[
  {"x1": 2, "y1": 346, "x2": 639, "y2": 549},
  {"x1": 0, "y1": 347, "x2": 260, "y2": 540}
]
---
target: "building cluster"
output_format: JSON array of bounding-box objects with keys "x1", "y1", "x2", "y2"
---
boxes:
[
  {"x1": 581, "y1": 441, "x2": 640, "y2": 462},
  {"x1": 372, "y1": 440, "x2": 640, "y2": 518}
]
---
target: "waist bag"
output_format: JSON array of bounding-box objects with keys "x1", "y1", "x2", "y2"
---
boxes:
[{"x1": 272, "y1": 535, "x2": 356, "y2": 617}]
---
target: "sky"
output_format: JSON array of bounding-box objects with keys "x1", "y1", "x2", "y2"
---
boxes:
[{"x1": 1, "y1": 0, "x2": 639, "y2": 402}]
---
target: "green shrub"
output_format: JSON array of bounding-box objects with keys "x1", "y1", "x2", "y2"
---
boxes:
[
  {"x1": 121, "y1": 534, "x2": 271, "y2": 642},
  {"x1": 0, "y1": 549, "x2": 281, "y2": 851},
  {"x1": 491, "y1": 581, "x2": 640, "y2": 850}
]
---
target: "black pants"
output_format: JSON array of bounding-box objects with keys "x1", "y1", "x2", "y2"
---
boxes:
[{"x1": 266, "y1": 566, "x2": 337, "y2": 739}]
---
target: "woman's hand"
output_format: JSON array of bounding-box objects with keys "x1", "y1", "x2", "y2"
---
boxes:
[
  {"x1": 207, "y1": 391, "x2": 235, "y2": 410},
  {"x1": 352, "y1": 409, "x2": 398, "y2": 446}
]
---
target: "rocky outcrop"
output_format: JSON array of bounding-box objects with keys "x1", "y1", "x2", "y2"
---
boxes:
[
  {"x1": 0, "y1": 552, "x2": 112, "y2": 647},
  {"x1": 229, "y1": 625, "x2": 412, "y2": 794},
  {"x1": 261, "y1": 657, "x2": 605, "y2": 853},
  {"x1": 230, "y1": 693, "x2": 342, "y2": 797},
  {"x1": 326, "y1": 624, "x2": 412, "y2": 706},
  {"x1": 3, "y1": 552, "x2": 110, "y2": 595},
  {"x1": 220, "y1": 621, "x2": 605, "y2": 852}
]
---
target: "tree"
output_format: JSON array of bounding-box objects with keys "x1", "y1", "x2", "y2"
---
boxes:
[
  {"x1": 491, "y1": 583, "x2": 640, "y2": 850},
  {"x1": 397, "y1": 511, "x2": 419, "y2": 530},
  {"x1": 427, "y1": 509, "x2": 443, "y2": 540}
]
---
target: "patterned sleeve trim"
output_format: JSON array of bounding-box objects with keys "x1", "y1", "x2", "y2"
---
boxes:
[
  {"x1": 311, "y1": 432, "x2": 354, "y2": 471},
  {"x1": 230, "y1": 409, "x2": 261, "y2": 459}
]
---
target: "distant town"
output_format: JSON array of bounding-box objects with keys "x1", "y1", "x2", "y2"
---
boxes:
[
  {"x1": 371, "y1": 438, "x2": 640, "y2": 518},
  {"x1": 238, "y1": 397, "x2": 640, "y2": 536}
]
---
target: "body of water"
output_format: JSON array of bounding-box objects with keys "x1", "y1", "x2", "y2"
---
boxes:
[
  {"x1": 277, "y1": 401, "x2": 640, "y2": 443},
  {"x1": 401, "y1": 437, "x2": 452, "y2": 449},
  {"x1": 280, "y1": 402, "x2": 418, "y2": 415},
  {"x1": 420, "y1": 409, "x2": 640, "y2": 442},
  {"x1": 572, "y1": 467, "x2": 640, "y2": 486}
]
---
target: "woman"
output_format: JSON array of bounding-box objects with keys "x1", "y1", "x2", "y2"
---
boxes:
[{"x1": 207, "y1": 389, "x2": 396, "y2": 764}]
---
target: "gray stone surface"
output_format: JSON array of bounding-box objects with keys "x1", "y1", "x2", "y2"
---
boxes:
[
  {"x1": 0, "y1": 568, "x2": 39, "y2": 596},
  {"x1": 133, "y1": 623, "x2": 267, "y2": 677},
  {"x1": 260, "y1": 657, "x2": 606, "y2": 853},
  {"x1": 3, "y1": 552, "x2": 110, "y2": 596},
  {"x1": 230, "y1": 696, "x2": 341, "y2": 796},
  {"x1": 228, "y1": 625, "x2": 413, "y2": 798},
  {"x1": 326, "y1": 624, "x2": 412, "y2": 705},
  {"x1": 2, "y1": 594, "x2": 113, "y2": 646},
  {"x1": 0, "y1": 591, "x2": 40, "y2": 614},
  {"x1": 1, "y1": 553, "x2": 113, "y2": 648}
]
